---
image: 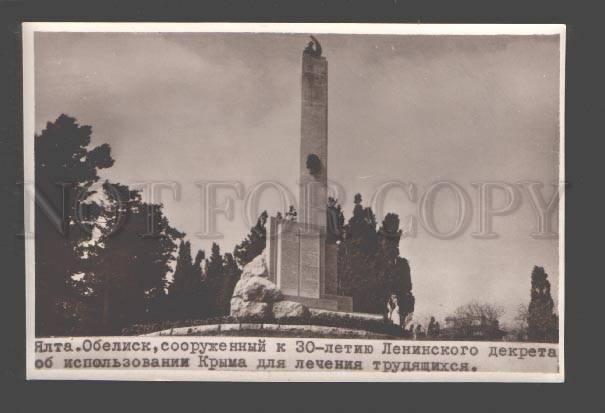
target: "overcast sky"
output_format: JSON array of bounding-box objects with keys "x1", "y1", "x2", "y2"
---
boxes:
[{"x1": 34, "y1": 32, "x2": 561, "y2": 325}]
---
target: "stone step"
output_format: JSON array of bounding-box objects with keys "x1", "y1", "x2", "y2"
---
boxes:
[{"x1": 282, "y1": 294, "x2": 353, "y2": 312}]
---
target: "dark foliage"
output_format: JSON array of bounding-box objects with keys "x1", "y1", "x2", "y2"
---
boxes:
[
  {"x1": 35, "y1": 115, "x2": 184, "y2": 335},
  {"x1": 164, "y1": 241, "x2": 205, "y2": 320},
  {"x1": 204, "y1": 243, "x2": 227, "y2": 316},
  {"x1": 219, "y1": 253, "x2": 242, "y2": 315},
  {"x1": 233, "y1": 210, "x2": 268, "y2": 267},
  {"x1": 337, "y1": 194, "x2": 415, "y2": 319},
  {"x1": 35, "y1": 114, "x2": 114, "y2": 336},
  {"x1": 163, "y1": 242, "x2": 242, "y2": 322},
  {"x1": 83, "y1": 182, "x2": 183, "y2": 334},
  {"x1": 527, "y1": 266, "x2": 559, "y2": 342}
]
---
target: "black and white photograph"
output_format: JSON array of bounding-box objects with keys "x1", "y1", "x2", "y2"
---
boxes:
[{"x1": 23, "y1": 23, "x2": 565, "y2": 381}]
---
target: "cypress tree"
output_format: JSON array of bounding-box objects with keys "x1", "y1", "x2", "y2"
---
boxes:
[
  {"x1": 527, "y1": 266, "x2": 558, "y2": 342},
  {"x1": 89, "y1": 182, "x2": 183, "y2": 334},
  {"x1": 338, "y1": 195, "x2": 414, "y2": 317},
  {"x1": 377, "y1": 213, "x2": 414, "y2": 321},
  {"x1": 205, "y1": 243, "x2": 224, "y2": 316},
  {"x1": 218, "y1": 253, "x2": 242, "y2": 315}
]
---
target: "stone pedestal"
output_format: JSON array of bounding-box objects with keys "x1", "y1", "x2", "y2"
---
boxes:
[{"x1": 266, "y1": 217, "x2": 352, "y2": 312}]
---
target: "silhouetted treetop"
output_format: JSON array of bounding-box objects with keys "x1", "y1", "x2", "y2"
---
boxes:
[
  {"x1": 528, "y1": 266, "x2": 558, "y2": 342},
  {"x1": 36, "y1": 114, "x2": 114, "y2": 186}
]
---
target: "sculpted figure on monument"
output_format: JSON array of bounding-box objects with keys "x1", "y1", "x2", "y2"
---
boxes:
[
  {"x1": 304, "y1": 35, "x2": 322, "y2": 57},
  {"x1": 306, "y1": 153, "x2": 322, "y2": 175}
]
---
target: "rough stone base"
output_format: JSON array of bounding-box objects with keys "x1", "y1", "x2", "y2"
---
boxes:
[
  {"x1": 230, "y1": 297, "x2": 272, "y2": 319},
  {"x1": 272, "y1": 300, "x2": 310, "y2": 319}
]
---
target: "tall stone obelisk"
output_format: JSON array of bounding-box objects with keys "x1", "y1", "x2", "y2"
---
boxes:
[
  {"x1": 299, "y1": 37, "x2": 328, "y2": 229},
  {"x1": 265, "y1": 37, "x2": 351, "y2": 311}
]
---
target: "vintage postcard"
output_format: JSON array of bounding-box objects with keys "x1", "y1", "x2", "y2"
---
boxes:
[{"x1": 23, "y1": 23, "x2": 565, "y2": 381}]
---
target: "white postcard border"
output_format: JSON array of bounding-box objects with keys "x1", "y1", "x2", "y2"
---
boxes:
[{"x1": 23, "y1": 22, "x2": 566, "y2": 382}]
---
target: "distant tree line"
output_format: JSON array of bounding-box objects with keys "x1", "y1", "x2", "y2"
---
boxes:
[
  {"x1": 155, "y1": 216, "x2": 267, "y2": 323},
  {"x1": 420, "y1": 267, "x2": 558, "y2": 342}
]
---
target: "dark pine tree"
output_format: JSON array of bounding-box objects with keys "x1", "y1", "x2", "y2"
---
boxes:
[
  {"x1": 338, "y1": 194, "x2": 380, "y2": 313},
  {"x1": 170, "y1": 240, "x2": 193, "y2": 293},
  {"x1": 233, "y1": 210, "x2": 268, "y2": 267},
  {"x1": 190, "y1": 249, "x2": 207, "y2": 316},
  {"x1": 338, "y1": 195, "x2": 414, "y2": 316},
  {"x1": 166, "y1": 241, "x2": 206, "y2": 320},
  {"x1": 527, "y1": 266, "x2": 559, "y2": 342},
  {"x1": 217, "y1": 253, "x2": 242, "y2": 315},
  {"x1": 192, "y1": 250, "x2": 205, "y2": 284},
  {"x1": 204, "y1": 243, "x2": 225, "y2": 317},
  {"x1": 34, "y1": 114, "x2": 114, "y2": 336},
  {"x1": 86, "y1": 182, "x2": 183, "y2": 334}
]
